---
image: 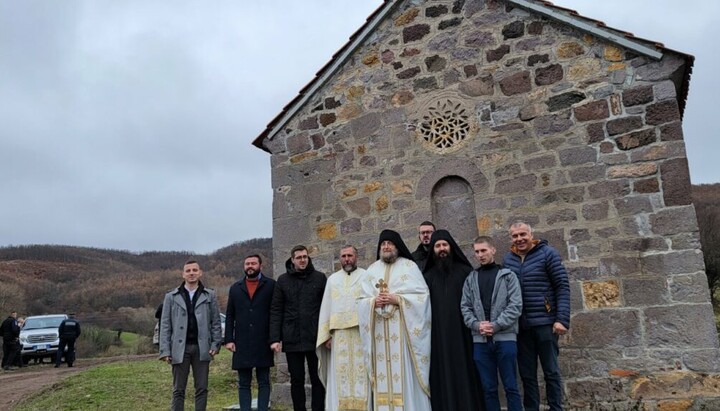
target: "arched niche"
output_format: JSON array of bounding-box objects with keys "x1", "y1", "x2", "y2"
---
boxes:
[{"x1": 431, "y1": 176, "x2": 477, "y2": 252}]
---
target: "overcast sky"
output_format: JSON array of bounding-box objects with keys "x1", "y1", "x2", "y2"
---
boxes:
[{"x1": 1, "y1": 1, "x2": 717, "y2": 254}]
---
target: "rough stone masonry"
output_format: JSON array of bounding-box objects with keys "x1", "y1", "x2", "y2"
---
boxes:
[{"x1": 254, "y1": 0, "x2": 720, "y2": 408}]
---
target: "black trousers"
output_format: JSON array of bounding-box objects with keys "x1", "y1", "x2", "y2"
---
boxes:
[
  {"x1": 285, "y1": 350, "x2": 325, "y2": 411},
  {"x1": 2, "y1": 339, "x2": 18, "y2": 368},
  {"x1": 56, "y1": 338, "x2": 77, "y2": 366}
]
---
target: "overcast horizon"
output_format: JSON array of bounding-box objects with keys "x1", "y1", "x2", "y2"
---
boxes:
[{"x1": 2, "y1": 0, "x2": 718, "y2": 254}]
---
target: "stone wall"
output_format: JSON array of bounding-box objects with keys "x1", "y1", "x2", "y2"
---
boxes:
[{"x1": 261, "y1": 0, "x2": 720, "y2": 407}]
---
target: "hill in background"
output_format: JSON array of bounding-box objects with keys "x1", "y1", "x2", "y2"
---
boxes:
[
  {"x1": 1, "y1": 182, "x2": 719, "y2": 335},
  {"x1": 0, "y1": 238, "x2": 271, "y2": 334}
]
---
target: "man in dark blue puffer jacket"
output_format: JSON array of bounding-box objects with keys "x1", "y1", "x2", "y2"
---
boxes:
[{"x1": 502, "y1": 221, "x2": 570, "y2": 411}]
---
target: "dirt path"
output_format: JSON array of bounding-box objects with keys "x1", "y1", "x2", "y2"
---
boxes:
[{"x1": 0, "y1": 354, "x2": 155, "y2": 410}]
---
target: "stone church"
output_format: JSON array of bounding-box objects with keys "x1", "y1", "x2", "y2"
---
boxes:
[{"x1": 253, "y1": 0, "x2": 720, "y2": 407}]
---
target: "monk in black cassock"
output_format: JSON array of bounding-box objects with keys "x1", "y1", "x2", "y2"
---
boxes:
[{"x1": 423, "y1": 229, "x2": 484, "y2": 411}]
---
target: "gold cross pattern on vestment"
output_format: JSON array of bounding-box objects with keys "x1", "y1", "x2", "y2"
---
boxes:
[{"x1": 375, "y1": 279, "x2": 389, "y2": 293}]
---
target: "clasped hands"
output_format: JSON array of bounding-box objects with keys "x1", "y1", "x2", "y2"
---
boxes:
[
  {"x1": 375, "y1": 291, "x2": 399, "y2": 308},
  {"x1": 478, "y1": 321, "x2": 494, "y2": 336}
]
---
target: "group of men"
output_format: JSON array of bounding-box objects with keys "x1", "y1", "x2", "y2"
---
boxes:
[{"x1": 158, "y1": 220, "x2": 570, "y2": 411}]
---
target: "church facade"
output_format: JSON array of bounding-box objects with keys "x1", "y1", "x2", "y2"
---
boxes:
[{"x1": 253, "y1": 0, "x2": 720, "y2": 407}]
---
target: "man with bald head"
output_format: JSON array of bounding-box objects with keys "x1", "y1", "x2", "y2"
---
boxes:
[
  {"x1": 357, "y1": 230, "x2": 431, "y2": 411},
  {"x1": 503, "y1": 221, "x2": 570, "y2": 411}
]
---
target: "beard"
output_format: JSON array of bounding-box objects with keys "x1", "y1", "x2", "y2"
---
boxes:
[
  {"x1": 244, "y1": 269, "x2": 259, "y2": 279},
  {"x1": 343, "y1": 263, "x2": 357, "y2": 273},
  {"x1": 436, "y1": 252, "x2": 453, "y2": 271},
  {"x1": 381, "y1": 249, "x2": 399, "y2": 264}
]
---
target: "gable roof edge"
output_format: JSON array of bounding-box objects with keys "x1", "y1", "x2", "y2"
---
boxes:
[
  {"x1": 508, "y1": 0, "x2": 664, "y2": 59},
  {"x1": 252, "y1": 0, "x2": 401, "y2": 152}
]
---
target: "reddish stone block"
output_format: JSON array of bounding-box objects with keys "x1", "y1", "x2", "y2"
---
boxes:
[
  {"x1": 499, "y1": 71, "x2": 531, "y2": 95},
  {"x1": 634, "y1": 178, "x2": 660, "y2": 193},
  {"x1": 615, "y1": 129, "x2": 657, "y2": 150},
  {"x1": 607, "y1": 116, "x2": 643, "y2": 136},
  {"x1": 486, "y1": 44, "x2": 510, "y2": 62},
  {"x1": 622, "y1": 85, "x2": 654, "y2": 107},
  {"x1": 535, "y1": 63, "x2": 563, "y2": 85},
  {"x1": 660, "y1": 158, "x2": 692, "y2": 206},
  {"x1": 660, "y1": 121, "x2": 684, "y2": 141},
  {"x1": 403, "y1": 24, "x2": 431, "y2": 43},
  {"x1": 574, "y1": 100, "x2": 610, "y2": 122},
  {"x1": 646, "y1": 100, "x2": 681, "y2": 125}
]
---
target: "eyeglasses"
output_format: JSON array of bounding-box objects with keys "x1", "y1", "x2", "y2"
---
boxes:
[{"x1": 419, "y1": 230, "x2": 434, "y2": 235}]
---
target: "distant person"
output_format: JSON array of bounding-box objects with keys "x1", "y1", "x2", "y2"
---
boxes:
[
  {"x1": 411, "y1": 221, "x2": 435, "y2": 271},
  {"x1": 269, "y1": 245, "x2": 327, "y2": 411},
  {"x1": 160, "y1": 260, "x2": 223, "y2": 411},
  {"x1": 503, "y1": 221, "x2": 570, "y2": 411},
  {"x1": 224, "y1": 254, "x2": 276, "y2": 411},
  {"x1": 316, "y1": 245, "x2": 370, "y2": 410},
  {"x1": 462, "y1": 236, "x2": 523, "y2": 411},
  {"x1": 55, "y1": 314, "x2": 81, "y2": 368},
  {"x1": 153, "y1": 303, "x2": 163, "y2": 346},
  {"x1": 14, "y1": 318, "x2": 25, "y2": 368},
  {"x1": 1, "y1": 310, "x2": 19, "y2": 371}
]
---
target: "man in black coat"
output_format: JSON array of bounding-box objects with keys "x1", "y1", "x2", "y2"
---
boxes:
[
  {"x1": 55, "y1": 314, "x2": 81, "y2": 367},
  {"x1": 269, "y1": 245, "x2": 327, "y2": 411},
  {"x1": 423, "y1": 230, "x2": 484, "y2": 411},
  {"x1": 1, "y1": 310, "x2": 19, "y2": 370},
  {"x1": 224, "y1": 254, "x2": 276, "y2": 411},
  {"x1": 411, "y1": 221, "x2": 435, "y2": 271}
]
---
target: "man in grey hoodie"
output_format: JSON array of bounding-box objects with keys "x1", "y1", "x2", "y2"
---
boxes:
[{"x1": 461, "y1": 236, "x2": 523, "y2": 411}]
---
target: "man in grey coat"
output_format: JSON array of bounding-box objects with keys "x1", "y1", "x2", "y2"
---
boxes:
[
  {"x1": 461, "y1": 236, "x2": 523, "y2": 411},
  {"x1": 160, "y1": 260, "x2": 223, "y2": 411}
]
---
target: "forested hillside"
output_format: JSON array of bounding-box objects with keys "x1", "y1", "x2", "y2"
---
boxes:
[
  {"x1": 693, "y1": 183, "x2": 720, "y2": 302},
  {"x1": 0, "y1": 238, "x2": 272, "y2": 334}
]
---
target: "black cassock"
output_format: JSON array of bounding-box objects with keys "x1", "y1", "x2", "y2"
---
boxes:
[{"x1": 423, "y1": 230, "x2": 484, "y2": 411}]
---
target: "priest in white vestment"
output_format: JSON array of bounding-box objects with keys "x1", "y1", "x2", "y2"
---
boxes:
[
  {"x1": 357, "y1": 230, "x2": 431, "y2": 411},
  {"x1": 317, "y1": 245, "x2": 372, "y2": 411}
]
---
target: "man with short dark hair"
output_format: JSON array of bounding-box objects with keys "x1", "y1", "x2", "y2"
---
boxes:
[
  {"x1": 411, "y1": 221, "x2": 436, "y2": 271},
  {"x1": 160, "y1": 260, "x2": 223, "y2": 411},
  {"x1": 270, "y1": 246, "x2": 327, "y2": 411},
  {"x1": 55, "y1": 314, "x2": 81, "y2": 368},
  {"x1": 358, "y1": 230, "x2": 431, "y2": 410},
  {"x1": 225, "y1": 254, "x2": 276, "y2": 411},
  {"x1": 503, "y1": 222, "x2": 570, "y2": 411},
  {"x1": 1, "y1": 310, "x2": 19, "y2": 371},
  {"x1": 422, "y1": 230, "x2": 483, "y2": 411}
]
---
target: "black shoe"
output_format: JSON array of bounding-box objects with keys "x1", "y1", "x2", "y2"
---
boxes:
[
  {"x1": 67, "y1": 364, "x2": 73, "y2": 367},
  {"x1": 54, "y1": 364, "x2": 59, "y2": 368}
]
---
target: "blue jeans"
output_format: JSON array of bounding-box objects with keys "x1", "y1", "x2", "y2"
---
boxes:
[
  {"x1": 518, "y1": 325, "x2": 563, "y2": 411},
  {"x1": 238, "y1": 367, "x2": 270, "y2": 411},
  {"x1": 473, "y1": 340, "x2": 522, "y2": 411}
]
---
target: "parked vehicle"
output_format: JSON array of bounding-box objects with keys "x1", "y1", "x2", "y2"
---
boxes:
[{"x1": 20, "y1": 314, "x2": 68, "y2": 364}]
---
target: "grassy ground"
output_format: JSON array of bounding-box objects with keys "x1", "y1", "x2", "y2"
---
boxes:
[{"x1": 15, "y1": 350, "x2": 239, "y2": 411}]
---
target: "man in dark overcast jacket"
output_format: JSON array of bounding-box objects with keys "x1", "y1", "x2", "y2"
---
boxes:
[
  {"x1": 269, "y1": 245, "x2": 327, "y2": 411},
  {"x1": 503, "y1": 221, "x2": 570, "y2": 411},
  {"x1": 225, "y1": 254, "x2": 276, "y2": 411}
]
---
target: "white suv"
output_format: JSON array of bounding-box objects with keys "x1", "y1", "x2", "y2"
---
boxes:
[{"x1": 20, "y1": 314, "x2": 68, "y2": 364}]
